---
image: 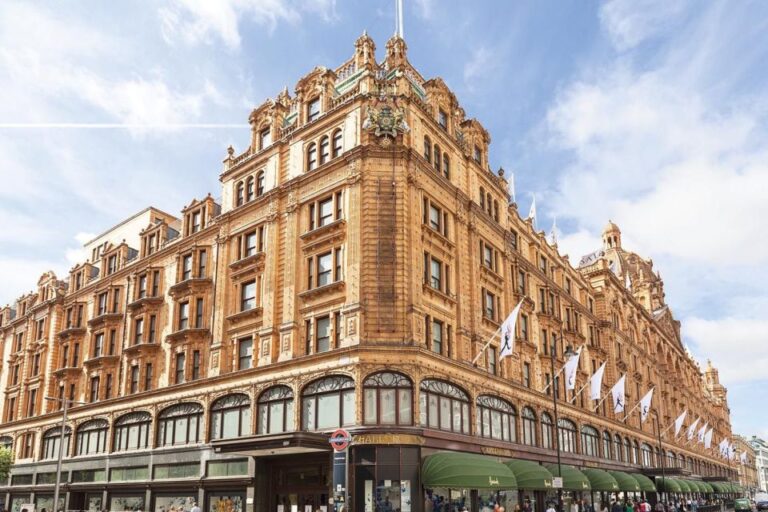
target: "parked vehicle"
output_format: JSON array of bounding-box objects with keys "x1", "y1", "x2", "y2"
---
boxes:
[
  {"x1": 735, "y1": 498, "x2": 752, "y2": 512},
  {"x1": 755, "y1": 493, "x2": 768, "y2": 511}
]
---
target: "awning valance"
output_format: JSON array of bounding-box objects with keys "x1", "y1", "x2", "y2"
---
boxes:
[
  {"x1": 422, "y1": 452, "x2": 518, "y2": 489},
  {"x1": 544, "y1": 464, "x2": 591, "y2": 491},
  {"x1": 581, "y1": 469, "x2": 620, "y2": 492},
  {"x1": 608, "y1": 470, "x2": 641, "y2": 492},
  {"x1": 504, "y1": 459, "x2": 554, "y2": 490},
  {"x1": 709, "y1": 482, "x2": 728, "y2": 493},
  {"x1": 630, "y1": 473, "x2": 657, "y2": 492},
  {"x1": 655, "y1": 478, "x2": 682, "y2": 493},
  {"x1": 676, "y1": 479, "x2": 691, "y2": 493}
]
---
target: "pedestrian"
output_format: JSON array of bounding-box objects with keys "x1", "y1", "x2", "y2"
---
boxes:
[
  {"x1": 601, "y1": 502, "x2": 609, "y2": 512},
  {"x1": 191, "y1": 503, "x2": 201, "y2": 512},
  {"x1": 547, "y1": 503, "x2": 557, "y2": 512}
]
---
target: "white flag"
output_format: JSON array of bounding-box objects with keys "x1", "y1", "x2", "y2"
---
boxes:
[
  {"x1": 674, "y1": 411, "x2": 687, "y2": 437},
  {"x1": 590, "y1": 362, "x2": 607, "y2": 401},
  {"x1": 697, "y1": 423, "x2": 708, "y2": 444},
  {"x1": 719, "y1": 439, "x2": 729, "y2": 457},
  {"x1": 729, "y1": 443, "x2": 736, "y2": 460},
  {"x1": 499, "y1": 300, "x2": 524, "y2": 361},
  {"x1": 528, "y1": 195, "x2": 537, "y2": 227},
  {"x1": 625, "y1": 272, "x2": 632, "y2": 290},
  {"x1": 564, "y1": 346, "x2": 581, "y2": 391},
  {"x1": 611, "y1": 375, "x2": 626, "y2": 413},
  {"x1": 639, "y1": 388, "x2": 654, "y2": 423},
  {"x1": 687, "y1": 417, "x2": 700, "y2": 440},
  {"x1": 741, "y1": 451, "x2": 748, "y2": 465},
  {"x1": 704, "y1": 428, "x2": 713, "y2": 449},
  {"x1": 549, "y1": 216, "x2": 558, "y2": 245},
  {"x1": 510, "y1": 173, "x2": 516, "y2": 203}
]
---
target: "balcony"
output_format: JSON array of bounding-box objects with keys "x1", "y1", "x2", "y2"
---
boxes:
[
  {"x1": 88, "y1": 312, "x2": 123, "y2": 329},
  {"x1": 83, "y1": 354, "x2": 120, "y2": 368},
  {"x1": 229, "y1": 251, "x2": 265, "y2": 275},
  {"x1": 58, "y1": 325, "x2": 86, "y2": 340},
  {"x1": 166, "y1": 327, "x2": 210, "y2": 344},
  {"x1": 168, "y1": 277, "x2": 212, "y2": 299},
  {"x1": 127, "y1": 295, "x2": 164, "y2": 311},
  {"x1": 52, "y1": 366, "x2": 82, "y2": 378},
  {"x1": 123, "y1": 341, "x2": 161, "y2": 356}
]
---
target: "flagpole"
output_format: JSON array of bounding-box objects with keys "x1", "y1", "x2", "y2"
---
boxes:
[
  {"x1": 654, "y1": 408, "x2": 668, "y2": 505},
  {"x1": 541, "y1": 343, "x2": 585, "y2": 394},
  {"x1": 593, "y1": 372, "x2": 624, "y2": 413},
  {"x1": 470, "y1": 324, "x2": 503, "y2": 366},
  {"x1": 569, "y1": 379, "x2": 591, "y2": 404},
  {"x1": 621, "y1": 388, "x2": 654, "y2": 422}
]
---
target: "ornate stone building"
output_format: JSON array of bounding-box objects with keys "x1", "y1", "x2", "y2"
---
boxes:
[
  {"x1": 733, "y1": 436, "x2": 758, "y2": 496},
  {"x1": 0, "y1": 33, "x2": 736, "y2": 512}
]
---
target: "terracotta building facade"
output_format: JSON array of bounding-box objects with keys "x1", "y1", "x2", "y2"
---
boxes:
[{"x1": 0, "y1": 34, "x2": 736, "y2": 512}]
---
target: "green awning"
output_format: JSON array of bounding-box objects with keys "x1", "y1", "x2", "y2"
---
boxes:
[
  {"x1": 422, "y1": 452, "x2": 518, "y2": 489},
  {"x1": 732, "y1": 483, "x2": 743, "y2": 494},
  {"x1": 544, "y1": 464, "x2": 591, "y2": 491},
  {"x1": 676, "y1": 479, "x2": 691, "y2": 493},
  {"x1": 685, "y1": 480, "x2": 702, "y2": 493},
  {"x1": 504, "y1": 459, "x2": 554, "y2": 490},
  {"x1": 581, "y1": 469, "x2": 620, "y2": 492},
  {"x1": 630, "y1": 473, "x2": 657, "y2": 492},
  {"x1": 709, "y1": 482, "x2": 728, "y2": 493},
  {"x1": 608, "y1": 471, "x2": 641, "y2": 492},
  {"x1": 699, "y1": 482, "x2": 714, "y2": 493},
  {"x1": 655, "y1": 478, "x2": 682, "y2": 493}
]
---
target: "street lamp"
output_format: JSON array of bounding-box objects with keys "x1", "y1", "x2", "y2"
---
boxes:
[
  {"x1": 45, "y1": 396, "x2": 86, "y2": 512},
  {"x1": 551, "y1": 338, "x2": 577, "y2": 512}
]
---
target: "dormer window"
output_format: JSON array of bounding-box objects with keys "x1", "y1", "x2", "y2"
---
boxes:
[
  {"x1": 474, "y1": 145, "x2": 482, "y2": 164},
  {"x1": 147, "y1": 233, "x2": 156, "y2": 255},
  {"x1": 107, "y1": 255, "x2": 117, "y2": 275},
  {"x1": 191, "y1": 211, "x2": 201, "y2": 234},
  {"x1": 438, "y1": 109, "x2": 448, "y2": 130},
  {"x1": 74, "y1": 271, "x2": 83, "y2": 291},
  {"x1": 307, "y1": 97, "x2": 321, "y2": 122},
  {"x1": 259, "y1": 128, "x2": 272, "y2": 150}
]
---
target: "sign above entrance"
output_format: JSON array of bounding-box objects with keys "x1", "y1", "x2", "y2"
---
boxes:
[
  {"x1": 552, "y1": 477, "x2": 563, "y2": 489},
  {"x1": 329, "y1": 429, "x2": 352, "y2": 451}
]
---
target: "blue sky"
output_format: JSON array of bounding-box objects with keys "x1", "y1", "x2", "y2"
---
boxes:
[{"x1": 1, "y1": 0, "x2": 767, "y2": 439}]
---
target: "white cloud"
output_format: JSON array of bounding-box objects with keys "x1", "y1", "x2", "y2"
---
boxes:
[
  {"x1": 0, "y1": 258, "x2": 67, "y2": 306},
  {"x1": 599, "y1": 0, "x2": 691, "y2": 51},
  {"x1": 464, "y1": 46, "x2": 493, "y2": 88},
  {"x1": 64, "y1": 232, "x2": 97, "y2": 267}
]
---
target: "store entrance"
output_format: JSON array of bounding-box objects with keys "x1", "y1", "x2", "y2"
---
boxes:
[{"x1": 269, "y1": 453, "x2": 331, "y2": 512}]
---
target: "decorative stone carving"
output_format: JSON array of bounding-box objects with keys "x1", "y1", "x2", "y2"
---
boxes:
[{"x1": 362, "y1": 104, "x2": 409, "y2": 138}]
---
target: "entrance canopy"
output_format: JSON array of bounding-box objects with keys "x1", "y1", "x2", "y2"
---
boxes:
[
  {"x1": 655, "y1": 478, "x2": 682, "y2": 493},
  {"x1": 422, "y1": 452, "x2": 518, "y2": 489},
  {"x1": 676, "y1": 480, "x2": 691, "y2": 493},
  {"x1": 607, "y1": 471, "x2": 641, "y2": 492},
  {"x1": 544, "y1": 464, "x2": 591, "y2": 491},
  {"x1": 581, "y1": 469, "x2": 620, "y2": 492},
  {"x1": 504, "y1": 459, "x2": 554, "y2": 490},
  {"x1": 630, "y1": 474, "x2": 656, "y2": 492},
  {"x1": 210, "y1": 432, "x2": 331, "y2": 457}
]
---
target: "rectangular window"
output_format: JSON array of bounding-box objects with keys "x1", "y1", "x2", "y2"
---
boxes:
[
  {"x1": 317, "y1": 252, "x2": 332, "y2": 287},
  {"x1": 98, "y1": 292, "x2": 108, "y2": 315},
  {"x1": 178, "y1": 301, "x2": 189, "y2": 330},
  {"x1": 152, "y1": 270, "x2": 160, "y2": 296},
  {"x1": 307, "y1": 97, "x2": 320, "y2": 122},
  {"x1": 316, "y1": 316, "x2": 331, "y2": 353},
  {"x1": 319, "y1": 197, "x2": 333, "y2": 227},
  {"x1": 195, "y1": 298, "x2": 204, "y2": 328},
  {"x1": 154, "y1": 462, "x2": 199, "y2": 479},
  {"x1": 36, "y1": 318, "x2": 45, "y2": 340},
  {"x1": 244, "y1": 231, "x2": 257, "y2": 258},
  {"x1": 488, "y1": 347, "x2": 497, "y2": 375},
  {"x1": 241, "y1": 280, "x2": 256, "y2": 311},
  {"x1": 198, "y1": 249, "x2": 207, "y2": 277},
  {"x1": 481, "y1": 242, "x2": 495, "y2": 270},
  {"x1": 145, "y1": 362, "x2": 153, "y2": 391},
  {"x1": 260, "y1": 127, "x2": 271, "y2": 149},
  {"x1": 191, "y1": 210, "x2": 201, "y2": 233},
  {"x1": 429, "y1": 255, "x2": 442, "y2": 290},
  {"x1": 182, "y1": 254, "x2": 192, "y2": 281},
  {"x1": 107, "y1": 254, "x2": 117, "y2": 275},
  {"x1": 148, "y1": 315, "x2": 156, "y2": 342},
  {"x1": 32, "y1": 353, "x2": 40, "y2": 375},
  {"x1": 238, "y1": 337, "x2": 253, "y2": 370},
  {"x1": 539, "y1": 255, "x2": 547, "y2": 273},
  {"x1": 474, "y1": 145, "x2": 482, "y2": 163},
  {"x1": 192, "y1": 350, "x2": 201, "y2": 380},
  {"x1": 90, "y1": 376, "x2": 99, "y2": 402},
  {"x1": 130, "y1": 365, "x2": 139, "y2": 394},
  {"x1": 26, "y1": 388, "x2": 37, "y2": 416},
  {"x1": 138, "y1": 275, "x2": 147, "y2": 298},
  {"x1": 112, "y1": 287, "x2": 120, "y2": 313},
  {"x1": 207, "y1": 459, "x2": 249, "y2": 477},
  {"x1": 523, "y1": 362, "x2": 531, "y2": 388},
  {"x1": 93, "y1": 332, "x2": 104, "y2": 357},
  {"x1": 175, "y1": 353, "x2": 185, "y2": 384},
  {"x1": 134, "y1": 318, "x2": 143, "y2": 345},
  {"x1": 431, "y1": 318, "x2": 443, "y2": 354},
  {"x1": 482, "y1": 288, "x2": 497, "y2": 321},
  {"x1": 73, "y1": 342, "x2": 80, "y2": 366},
  {"x1": 517, "y1": 270, "x2": 526, "y2": 295},
  {"x1": 520, "y1": 314, "x2": 529, "y2": 340},
  {"x1": 105, "y1": 374, "x2": 113, "y2": 398},
  {"x1": 438, "y1": 109, "x2": 448, "y2": 129}
]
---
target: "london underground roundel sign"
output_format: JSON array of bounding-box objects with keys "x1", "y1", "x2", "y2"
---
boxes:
[{"x1": 329, "y1": 428, "x2": 352, "y2": 451}]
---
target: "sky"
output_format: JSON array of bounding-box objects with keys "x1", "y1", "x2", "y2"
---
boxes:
[{"x1": 1, "y1": 0, "x2": 767, "y2": 439}]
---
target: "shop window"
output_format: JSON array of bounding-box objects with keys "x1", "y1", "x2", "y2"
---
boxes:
[
  {"x1": 156, "y1": 403, "x2": 203, "y2": 446},
  {"x1": 301, "y1": 376, "x2": 355, "y2": 430},
  {"x1": 210, "y1": 394, "x2": 252, "y2": 440},
  {"x1": 75, "y1": 419, "x2": 108, "y2": 456},
  {"x1": 257, "y1": 386, "x2": 294, "y2": 434},
  {"x1": 580, "y1": 425, "x2": 599, "y2": 457},
  {"x1": 109, "y1": 467, "x2": 148, "y2": 481},
  {"x1": 363, "y1": 372, "x2": 413, "y2": 426},
  {"x1": 41, "y1": 426, "x2": 71, "y2": 460},
  {"x1": 477, "y1": 395, "x2": 517, "y2": 442},
  {"x1": 522, "y1": 407, "x2": 537, "y2": 446},
  {"x1": 154, "y1": 463, "x2": 199, "y2": 479},
  {"x1": 541, "y1": 413, "x2": 554, "y2": 449},
  {"x1": 109, "y1": 496, "x2": 144, "y2": 512},
  {"x1": 419, "y1": 379, "x2": 470, "y2": 434},
  {"x1": 208, "y1": 460, "x2": 249, "y2": 477},
  {"x1": 113, "y1": 411, "x2": 151, "y2": 451}
]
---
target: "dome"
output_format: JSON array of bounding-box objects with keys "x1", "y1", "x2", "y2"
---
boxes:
[{"x1": 603, "y1": 220, "x2": 621, "y2": 235}]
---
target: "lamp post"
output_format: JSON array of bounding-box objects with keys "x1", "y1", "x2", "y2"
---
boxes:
[
  {"x1": 551, "y1": 338, "x2": 577, "y2": 512},
  {"x1": 45, "y1": 396, "x2": 86, "y2": 512}
]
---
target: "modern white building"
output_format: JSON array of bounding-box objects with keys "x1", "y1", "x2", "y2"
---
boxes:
[{"x1": 751, "y1": 436, "x2": 768, "y2": 492}]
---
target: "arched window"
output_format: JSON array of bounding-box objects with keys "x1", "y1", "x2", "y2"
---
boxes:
[
  {"x1": 76, "y1": 419, "x2": 108, "y2": 456},
  {"x1": 301, "y1": 376, "x2": 355, "y2": 430},
  {"x1": 480, "y1": 187, "x2": 486, "y2": 208},
  {"x1": 319, "y1": 136, "x2": 330, "y2": 165},
  {"x1": 256, "y1": 171, "x2": 265, "y2": 196},
  {"x1": 423, "y1": 137, "x2": 432, "y2": 163},
  {"x1": 632, "y1": 440, "x2": 640, "y2": 464},
  {"x1": 210, "y1": 393, "x2": 251, "y2": 440},
  {"x1": 602, "y1": 431, "x2": 612, "y2": 459},
  {"x1": 522, "y1": 407, "x2": 537, "y2": 446},
  {"x1": 307, "y1": 143, "x2": 317, "y2": 171},
  {"x1": 235, "y1": 182, "x2": 244, "y2": 207},
  {"x1": 623, "y1": 437, "x2": 631, "y2": 463},
  {"x1": 258, "y1": 386, "x2": 294, "y2": 434},
  {"x1": 433, "y1": 144, "x2": 441, "y2": 171},
  {"x1": 614, "y1": 434, "x2": 623, "y2": 462},
  {"x1": 419, "y1": 379, "x2": 470, "y2": 435},
  {"x1": 667, "y1": 450, "x2": 676, "y2": 467},
  {"x1": 113, "y1": 411, "x2": 151, "y2": 452},
  {"x1": 157, "y1": 403, "x2": 203, "y2": 447},
  {"x1": 442, "y1": 154, "x2": 450, "y2": 179},
  {"x1": 0, "y1": 436, "x2": 12, "y2": 451},
  {"x1": 477, "y1": 396, "x2": 517, "y2": 442},
  {"x1": 558, "y1": 419, "x2": 577, "y2": 453},
  {"x1": 332, "y1": 129, "x2": 343, "y2": 158},
  {"x1": 580, "y1": 425, "x2": 599, "y2": 457},
  {"x1": 486, "y1": 193, "x2": 492, "y2": 214},
  {"x1": 42, "y1": 426, "x2": 71, "y2": 460},
  {"x1": 678, "y1": 453, "x2": 685, "y2": 469},
  {"x1": 246, "y1": 177, "x2": 254, "y2": 202},
  {"x1": 541, "y1": 413, "x2": 554, "y2": 449},
  {"x1": 641, "y1": 443, "x2": 653, "y2": 467},
  {"x1": 363, "y1": 372, "x2": 413, "y2": 426}
]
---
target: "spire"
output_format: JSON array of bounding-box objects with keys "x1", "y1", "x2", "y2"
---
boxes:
[
  {"x1": 394, "y1": 0, "x2": 404, "y2": 38},
  {"x1": 549, "y1": 216, "x2": 558, "y2": 245}
]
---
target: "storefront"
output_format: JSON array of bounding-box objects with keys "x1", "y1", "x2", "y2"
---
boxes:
[
  {"x1": 542, "y1": 464, "x2": 591, "y2": 512},
  {"x1": 581, "y1": 468, "x2": 620, "y2": 510},
  {"x1": 504, "y1": 459, "x2": 555, "y2": 512}
]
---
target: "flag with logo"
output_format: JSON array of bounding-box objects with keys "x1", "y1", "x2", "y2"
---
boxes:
[
  {"x1": 611, "y1": 375, "x2": 626, "y2": 413},
  {"x1": 590, "y1": 362, "x2": 606, "y2": 401},
  {"x1": 687, "y1": 417, "x2": 700, "y2": 441},
  {"x1": 697, "y1": 422, "x2": 708, "y2": 444},
  {"x1": 564, "y1": 347, "x2": 582, "y2": 391},
  {"x1": 704, "y1": 428, "x2": 713, "y2": 449},
  {"x1": 729, "y1": 443, "x2": 736, "y2": 460},
  {"x1": 499, "y1": 300, "x2": 524, "y2": 361},
  {"x1": 718, "y1": 439, "x2": 729, "y2": 458},
  {"x1": 639, "y1": 388, "x2": 654, "y2": 423},
  {"x1": 674, "y1": 411, "x2": 687, "y2": 437}
]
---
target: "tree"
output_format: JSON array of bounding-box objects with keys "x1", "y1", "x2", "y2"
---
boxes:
[{"x1": 0, "y1": 447, "x2": 12, "y2": 481}]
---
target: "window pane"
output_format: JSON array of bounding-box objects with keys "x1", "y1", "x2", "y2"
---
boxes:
[
  {"x1": 452, "y1": 400, "x2": 462, "y2": 432},
  {"x1": 317, "y1": 394, "x2": 339, "y2": 429},
  {"x1": 342, "y1": 390, "x2": 355, "y2": 426},
  {"x1": 440, "y1": 397, "x2": 451, "y2": 430},
  {"x1": 258, "y1": 404, "x2": 268, "y2": 434},
  {"x1": 364, "y1": 388, "x2": 377, "y2": 424},
  {"x1": 318, "y1": 253, "x2": 332, "y2": 286},
  {"x1": 269, "y1": 402, "x2": 284, "y2": 433},
  {"x1": 398, "y1": 389, "x2": 412, "y2": 425},
  {"x1": 285, "y1": 400, "x2": 294, "y2": 431},
  {"x1": 380, "y1": 389, "x2": 396, "y2": 425},
  {"x1": 428, "y1": 394, "x2": 438, "y2": 428},
  {"x1": 222, "y1": 409, "x2": 239, "y2": 438}
]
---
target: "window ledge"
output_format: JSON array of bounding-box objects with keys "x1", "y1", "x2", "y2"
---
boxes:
[
  {"x1": 52, "y1": 367, "x2": 82, "y2": 378},
  {"x1": 127, "y1": 296, "x2": 164, "y2": 311},
  {"x1": 298, "y1": 280, "x2": 345, "y2": 301},
  {"x1": 226, "y1": 306, "x2": 264, "y2": 324},
  {"x1": 83, "y1": 355, "x2": 120, "y2": 367},
  {"x1": 421, "y1": 283, "x2": 457, "y2": 304},
  {"x1": 479, "y1": 264, "x2": 504, "y2": 283},
  {"x1": 123, "y1": 342, "x2": 161, "y2": 355},
  {"x1": 481, "y1": 316, "x2": 500, "y2": 329},
  {"x1": 421, "y1": 224, "x2": 455, "y2": 250},
  {"x1": 87, "y1": 312, "x2": 123, "y2": 328},
  {"x1": 168, "y1": 277, "x2": 213, "y2": 298},
  {"x1": 229, "y1": 251, "x2": 266, "y2": 272},
  {"x1": 58, "y1": 326, "x2": 87, "y2": 339},
  {"x1": 301, "y1": 218, "x2": 346, "y2": 242},
  {"x1": 166, "y1": 327, "x2": 211, "y2": 343}
]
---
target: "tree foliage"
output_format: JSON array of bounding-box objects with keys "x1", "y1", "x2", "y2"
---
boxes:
[{"x1": 0, "y1": 447, "x2": 12, "y2": 481}]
